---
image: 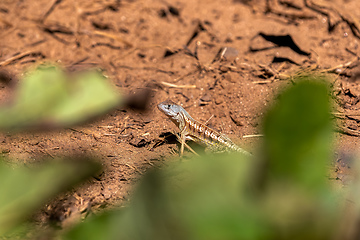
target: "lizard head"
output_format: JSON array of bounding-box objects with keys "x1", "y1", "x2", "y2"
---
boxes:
[{"x1": 157, "y1": 100, "x2": 186, "y2": 128}]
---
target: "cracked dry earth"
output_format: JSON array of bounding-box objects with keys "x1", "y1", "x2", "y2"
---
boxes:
[{"x1": 1, "y1": 0, "x2": 360, "y2": 229}]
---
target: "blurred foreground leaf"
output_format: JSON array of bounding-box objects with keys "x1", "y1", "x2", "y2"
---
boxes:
[
  {"x1": 263, "y1": 78, "x2": 332, "y2": 190},
  {"x1": 259, "y1": 78, "x2": 339, "y2": 239},
  {"x1": 63, "y1": 75, "x2": 340, "y2": 240},
  {"x1": 0, "y1": 159, "x2": 101, "y2": 236},
  {"x1": 0, "y1": 64, "x2": 121, "y2": 129},
  {"x1": 50, "y1": 70, "x2": 121, "y2": 126},
  {"x1": 64, "y1": 154, "x2": 263, "y2": 240}
]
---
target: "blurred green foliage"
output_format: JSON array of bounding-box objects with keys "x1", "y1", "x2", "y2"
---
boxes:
[
  {"x1": 0, "y1": 63, "x2": 117, "y2": 237},
  {"x1": 263, "y1": 75, "x2": 332, "y2": 190},
  {"x1": 62, "y1": 77, "x2": 347, "y2": 240},
  {"x1": 0, "y1": 67, "x2": 353, "y2": 239},
  {"x1": 0, "y1": 159, "x2": 101, "y2": 236},
  {"x1": 0, "y1": 64, "x2": 121, "y2": 129}
]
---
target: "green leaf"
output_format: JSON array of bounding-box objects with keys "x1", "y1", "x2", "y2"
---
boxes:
[
  {"x1": 259, "y1": 76, "x2": 339, "y2": 239},
  {"x1": 0, "y1": 159, "x2": 101, "y2": 236},
  {"x1": 263, "y1": 78, "x2": 333, "y2": 190},
  {"x1": 0, "y1": 64, "x2": 121, "y2": 129},
  {"x1": 64, "y1": 154, "x2": 271, "y2": 240},
  {"x1": 0, "y1": 65, "x2": 68, "y2": 128},
  {"x1": 50, "y1": 70, "x2": 121, "y2": 126},
  {"x1": 63, "y1": 210, "x2": 126, "y2": 240}
]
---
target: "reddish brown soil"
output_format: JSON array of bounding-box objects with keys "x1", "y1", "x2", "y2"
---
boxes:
[{"x1": 1, "y1": 0, "x2": 360, "y2": 229}]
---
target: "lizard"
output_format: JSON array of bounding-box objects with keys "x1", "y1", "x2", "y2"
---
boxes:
[{"x1": 157, "y1": 100, "x2": 251, "y2": 156}]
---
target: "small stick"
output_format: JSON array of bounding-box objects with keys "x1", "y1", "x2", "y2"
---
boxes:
[
  {"x1": 204, "y1": 114, "x2": 214, "y2": 125},
  {"x1": 335, "y1": 127, "x2": 360, "y2": 137},
  {"x1": 321, "y1": 56, "x2": 359, "y2": 73},
  {"x1": 243, "y1": 134, "x2": 264, "y2": 138},
  {"x1": 0, "y1": 51, "x2": 34, "y2": 66},
  {"x1": 175, "y1": 133, "x2": 199, "y2": 156},
  {"x1": 332, "y1": 112, "x2": 360, "y2": 116},
  {"x1": 252, "y1": 79, "x2": 277, "y2": 84},
  {"x1": 79, "y1": 30, "x2": 133, "y2": 48},
  {"x1": 161, "y1": 81, "x2": 197, "y2": 89},
  {"x1": 41, "y1": 0, "x2": 63, "y2": 21},
  {"x1": 40, "y1": 149, "x2": 55, "y2": 158},
  {"x1": 124, "y1": 163, "x2": 143, "y2": 174}
]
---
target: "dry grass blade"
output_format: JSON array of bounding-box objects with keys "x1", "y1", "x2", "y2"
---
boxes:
[
  {"x1": 161, "y1": 81, "x2": 196, "y2": 89},
  {"x1": 243, "y1": 134, "x2": 264, "y2": 138},
  {"x1": 0, "y1": 51, "x2": 36, "y2": 66}
]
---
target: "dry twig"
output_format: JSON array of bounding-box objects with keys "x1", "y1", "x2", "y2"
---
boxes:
[{"x1": 160, "y1": 81, "x2": 197, "y2": 89}]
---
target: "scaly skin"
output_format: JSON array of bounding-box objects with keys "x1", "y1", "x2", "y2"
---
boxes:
[{"x1": 157, "y1": 100, "x2": 251, "y2": 156}]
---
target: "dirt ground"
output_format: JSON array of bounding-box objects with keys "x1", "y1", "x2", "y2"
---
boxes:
[{"x1": 1, "y1": 0, "x2": 360, "y2": 230}]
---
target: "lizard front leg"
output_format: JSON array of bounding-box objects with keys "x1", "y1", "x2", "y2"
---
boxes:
[{"x1": 175, "y1": 131, "x2": 199, "y2": 157}]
